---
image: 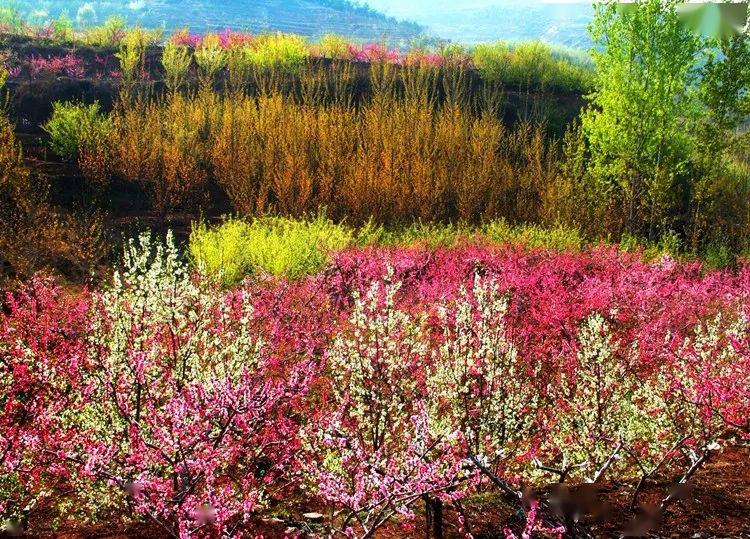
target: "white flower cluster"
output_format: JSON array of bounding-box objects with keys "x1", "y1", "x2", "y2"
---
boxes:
[
  {"x1": 327, "y1": 269, "x2": 428, "y2": 449},
  {"x1": 92, "y1": 231, "x2": 262, "y2": 386},
  {"x1": 429, "y1": 274, "x2": 533, "y2": 465}
]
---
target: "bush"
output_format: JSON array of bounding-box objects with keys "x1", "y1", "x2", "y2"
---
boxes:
[
  {"x1": 0, "y1": 116, "x2": 69, "y2": 280},
  {"x1": 194, "y1": 33, "x2": 227, "y2": 88},
  {"x1": 0, "y1": 235, "x2": 315, "y2": 535},
  {"x1": 472, "y1": 40, "x2": 594, "y2": 91},
  {"x1": 42, "y1": 101, "x2": 113, "y2": 160},
  {"x1": 161, "y1": 40, "x2": 192, "y2": 93},
  {"x1": 703, "y1": 242, "x2": 736, "y2": 270},
  {"x1": 316, "y1": 33, "x2": 350, "y2": 59},
  {"x1": 246, "y1": 32, "x2": 309, "y2": 72},
  {"x1": 357, "y1": 220, "x2": 472, "y2": 248},
  {"x1": 618, "y1": 230, "x2": 685, "y2": 262},
  {"x1": 82, "y1": 15, "x2": 126, "y2": 47},
  {"x1": 481, "y1": 219, "x2": 585, "y2": 251},
  {"x1": 189, "y1": 213, "x2": 353, "y2": 285},
  {"x1": 115, "y1": 26, "x2": 162, "y2": 87},
  {"x1": 4, "y1": 242, "x2": 748, "y2": 536},
  {"x1": 130, "y1": 85, "x2": 556, "y2": 223},
  {"x1": 0, "y1": 4, "x2": 24, "y2": 33}
]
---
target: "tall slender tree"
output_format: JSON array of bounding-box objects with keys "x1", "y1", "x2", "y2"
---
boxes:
[{"x1": 581, "y1": 0, "x2": 702, "y2": 240}]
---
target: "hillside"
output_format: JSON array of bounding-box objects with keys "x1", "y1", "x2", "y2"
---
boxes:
[
  {"x1": 367, "y1": 0, "x2": 594, "y2": 46},
  {"x1": 12, "y1": 0, "x2": 425, "y2": 41}
]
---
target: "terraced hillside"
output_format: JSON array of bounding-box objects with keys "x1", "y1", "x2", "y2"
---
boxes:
[{"x1": 12, "y1": 0, "x2": 425, "y2": 41}]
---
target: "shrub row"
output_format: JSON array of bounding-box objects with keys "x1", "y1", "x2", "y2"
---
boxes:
[
  {"x1": 1, "y1": 7, "x2": 594, "y2": 92},
  {"x1": 62, "y1": 67, "x2": 560, "y2": 225}
]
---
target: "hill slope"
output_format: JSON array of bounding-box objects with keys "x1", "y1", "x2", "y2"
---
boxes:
[
  {"x1": 367, "y1": 0, "x2": 593, "y2": 47},
  {"x1": 15, "y1": 0, "x2": 425, "y2": 41}
]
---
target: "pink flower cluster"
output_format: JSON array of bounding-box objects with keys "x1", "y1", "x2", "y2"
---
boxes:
[
  {"x1": 217, "y1": 28, "x2": 253, "y2": 48},
  {"x1": 28, "y1": 54, "x2": 86, "y2": 78},
  {"x1": 171, "y1": 29, "x2": 254, "y2": 49},
  {"x1": 404, "y1": 50, "x2": 445, "y2": 68},
  {"x1": 347, "y1": 42, "x2": 402, "y2": 64},
  {"x1": 2, "y1": 241, "x2": 749, "y2": 537},
  {"x1": 170, "y1": 30, "x2": 203, "y2": 48},
  {"x1": 505, "y1": 500, "x2": 566, "y2": 539}
]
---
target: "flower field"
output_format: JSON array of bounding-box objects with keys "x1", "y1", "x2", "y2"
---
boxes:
[
  {"x1": 2, "y1": 2, "x2": 750, "y2": 536},
  {"x1": 2, "y1": 235, "x2": 749, "y2": 537}
]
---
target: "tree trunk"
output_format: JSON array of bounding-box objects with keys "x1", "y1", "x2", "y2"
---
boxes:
[{"x1": 423, "y1": 495, "x2": 443, "y2": 539}]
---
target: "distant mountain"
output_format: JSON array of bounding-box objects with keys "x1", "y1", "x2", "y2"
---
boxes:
[
  {"x1": 14, "y1": 0, "x2": 595, "y2": 48},
  {"x1": 366, "y1": 0, "x2": 594, "y2": 48},
  {"x1": 15, "y1": 0, "x2": 425, "y2": 42}
]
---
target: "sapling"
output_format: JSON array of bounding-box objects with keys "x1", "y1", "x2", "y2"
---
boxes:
[
  {"x1": 161, "y1": 41, "x2": 192, "y2": 94},
  {"x1": 194, "y1": 34, "x2": 227, "y2": 90},
  {"x1": 116, "y1": 28, "x2": 148, "y2": 94}
]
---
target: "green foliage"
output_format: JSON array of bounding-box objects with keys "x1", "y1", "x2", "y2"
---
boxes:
[
  {"x1": 619, "y1": 230, "x2": 681, "y2": 261},
  {"x1": 689, "y1": 137, "x2": 750, "y2": 254},
  {"x1": 51, "y1": 12, "x2": 74, "y2": 43},
  {"x1": 247, "y1": 33, "x2": 309, "y2": 72},
  {"x1": 577, "y1": 0, "x2": 750, "y2": 250},
  {"x1": 701, "y1": 35, "x2": 750, "y2": 139},
  {"x1": 162, "y1": 41, "x2": 192, "y2": 93},
  {"x1": 703, "y1": 242, "x2": 736, "y2": 270},
  {"x1": 0, "y1": 2, "x2": 23, "y2": 32},
  {"x1": 354, "y1": 219, "x2": 585, "y2": 251},
  {"x1": 83, "y1": 15, "x2": 126, "y2": 47},
  {"x1": 581, "y1": 0, "x2": 702, "y2": 240},
  {"x1": 439, "y1": 42, "x2": 468, "y2": 62},
  {"x1": 42, "y1": 101, "x2": 113, "y2": 160},
  {"x1": 227, "y1": 44, "x2": 254, "y2": 93},
  {"x1": 194, "y1": 33, "x2": 227, "y2": 89},
  {"x1": 472, "y1": 40, "x2": 594, "y2": 91},
  {"x1": 189, "y1": 213, "x2": 353, "y2": 285},
  {"x1": 115, "y1": 26, "x2": 162, "y2": 89},
  {"x1": 481, "y1": 219, "x2": 585, "y2": 251},
  {"x1": 356, "y1": 221, "x2": 472, "y2": 248},
  {"x1": 116, "y1": 27, "x2": 148, "y2": 88},
  {"x1": 317, "y1": 33, "x2": 350, "y2": 59}
]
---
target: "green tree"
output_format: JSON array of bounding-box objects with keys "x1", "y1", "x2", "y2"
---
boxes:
[
  {"x1": 698, "y1": 33, "x2": 750, "y2": 156},
  {"x1": 581, "y1": 0, "x2": 702, "y2": 240},
  {"x1": 689, "y1": 32, "x2": 750, "y2": 251},
  {"x1": 51, "y1": 12, "x2": 74, "y2": 43}
]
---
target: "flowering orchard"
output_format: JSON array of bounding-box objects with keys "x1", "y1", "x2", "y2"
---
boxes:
[{"x1": 2, "y1": 235, "x2": 749, "y2": 537}]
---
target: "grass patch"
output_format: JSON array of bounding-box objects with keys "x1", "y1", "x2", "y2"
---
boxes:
[{"x1": 189, "y1": 213, "x2": 353, "y2": 286}]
